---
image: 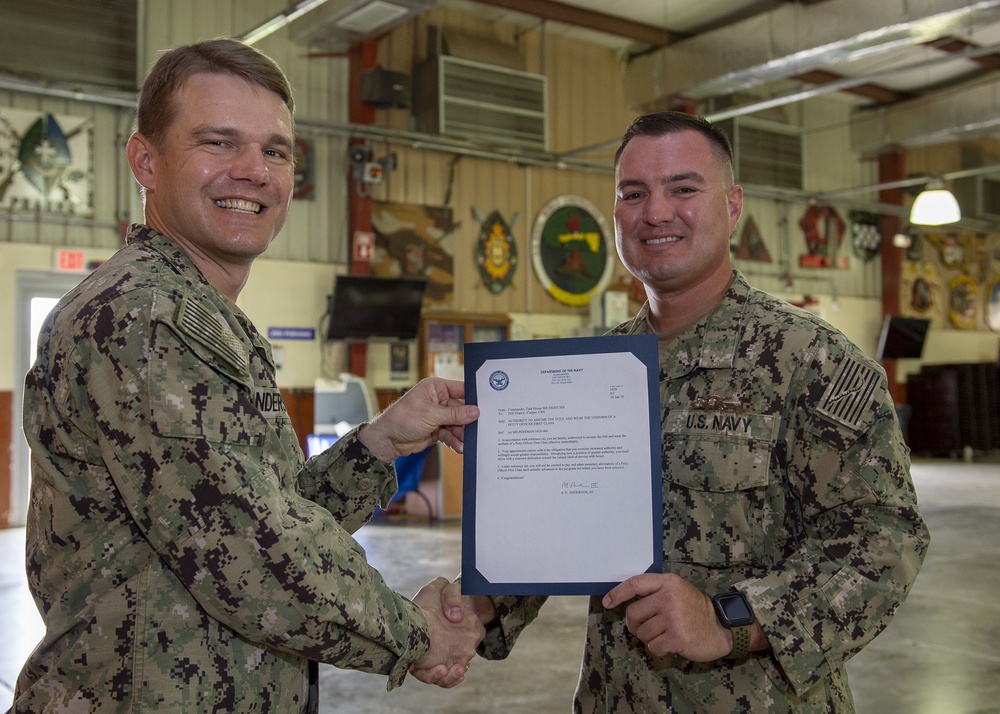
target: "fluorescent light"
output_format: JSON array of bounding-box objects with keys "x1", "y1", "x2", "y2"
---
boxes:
[
  {"x1": 241, "y1": 0, "x2": 329, "y2": 45},
  {"x1": 910, "y1": 180, "x2": 961, "y2": 226},
  {"x1": 285, "y1": 0, "x2": 330, "y2": 23},
  {"x1": 242, "y1": 16, "x2": 287, "y2": 45}
]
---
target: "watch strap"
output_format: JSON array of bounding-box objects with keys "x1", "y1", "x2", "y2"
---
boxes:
[{"x1": 726, "y1": 623, "x2": 752, "y2": 660}]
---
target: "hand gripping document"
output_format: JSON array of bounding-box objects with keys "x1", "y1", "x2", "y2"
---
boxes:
[{"x1": 461, "y1": 334, "x2": 662, "y2": 596}]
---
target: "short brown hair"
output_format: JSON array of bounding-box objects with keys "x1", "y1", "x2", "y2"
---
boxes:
[
  {"x1": 615, "y1": 112, "x2": 734, "y2": 180},
  {"x1": 135, "y1": 38, "x2": 294, "y2": 149}
]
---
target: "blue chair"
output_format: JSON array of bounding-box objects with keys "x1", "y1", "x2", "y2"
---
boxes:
[{"x1": 390, "y1": 447, "x2": 435, "y2": 522}]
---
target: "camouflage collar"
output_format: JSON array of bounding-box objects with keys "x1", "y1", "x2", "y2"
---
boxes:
[
  {"x1": 616, "y1": 271, "x2": 751, "y2": 377},
  {"x1": 696, "y1": 271, "x2": 750, "y2": 370},
  {"x1": 124, "y1": 223, "x2": 276, "y2": 373},
  {"x1": 125, "y1": 223, "x2": 214, "y2": 290}
]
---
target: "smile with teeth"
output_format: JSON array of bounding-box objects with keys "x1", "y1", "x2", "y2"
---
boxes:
[
  {"x1": 215, "y1": 198, "x2": 261, "y2": 214},
  {"x1": 644, "y1": 236, "x2": 682, "y2": 244}
]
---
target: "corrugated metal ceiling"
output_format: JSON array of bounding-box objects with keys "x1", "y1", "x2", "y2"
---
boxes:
[
  {"x1": 6, "y1": 0, "x2": 1000, "y2": 158},
  {"x1": 441, "y1": 0, "x2": 1000, "y2": 154}
]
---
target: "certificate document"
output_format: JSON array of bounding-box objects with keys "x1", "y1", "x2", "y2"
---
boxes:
[{"x1": 461, "y1": 334, "x2": 661, "y2": 596}]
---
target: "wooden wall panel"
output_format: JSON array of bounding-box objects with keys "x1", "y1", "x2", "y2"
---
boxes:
[
  {"x1": 3, "y1": 0, "x2": 915, "y2": 310},
  {"x1": 370, "y1": 154, "x2": 626, "y2": 318},
  {"x1": 907, "y1": 142, "x2": 964, "y2": 179},
  {"x1": 280, "y1": 388, "x2": 313, "y2": 456},
  {"x1": 4, "y1": 0, "x2": 349, "y2": 260},
  {"x1": 369, "y1": 10, "x2": 634, "y2": 322}
]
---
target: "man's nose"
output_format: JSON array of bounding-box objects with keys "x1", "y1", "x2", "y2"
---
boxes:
[
  {"x1": 232, "y1": 146, "x2": 269, "y2": 184},
  {"x1": 643, "y1": 193, "x2": 675, "y2": 223}
]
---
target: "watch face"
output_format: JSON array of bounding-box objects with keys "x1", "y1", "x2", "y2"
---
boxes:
[{"x1": 714, "y1": 592, "x2": 754, "y2": 627}]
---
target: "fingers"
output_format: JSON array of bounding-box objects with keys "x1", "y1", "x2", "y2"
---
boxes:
[
  {"x1": 409, "y1": 661, "x2": 470, "y2": 688},
  {"x1": 413, "y1": 577, "x2": 451, "y2": 611},
  {"x1": 357, "y1": 379, "x2": 480, "y2": 461},
  {"x1": 433, "y1": 377, "x2": 466, "y2": 401},
  {"x1": 415, "y1": 577, "x2": 471, "y2": 625},
  {"x1": 413, "y1": 594, "x2": 485, "y2": 687},
  {"x1": 436, "y1": 662, "x2": 471, "y2": 689},
  {"x1": 641, "y1": 632, "x2": 673, "y2": 658},
  {"x1": 451, "y1": 403, "x2": 481, "y2": 425},
  {"x1": 605, "y1": 574, "x2": 732, "y2": 662},
  {"x1": 441, "y1": 581, "x2": 466, "y2": 623},
  {"x1": 603, "y1": 573, "x2": 662, "y2": 609},
  {"x1": 467, "y1": 594, "x2": 499, "y2": 626},
  {"x1": 437, "y1": 425, "x2": 466, "y2": 454},
  {"x1": 411, "y1": 379, "x2": 479, "y2": 432},
  {"x1": 408, "y1": 663, "x2": 452, "y2": 686}
]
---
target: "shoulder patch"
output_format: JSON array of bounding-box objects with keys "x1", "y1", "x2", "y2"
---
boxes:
[
  {"x1": 817, "y1": 355, "x2": 880, "y2": 430},
  {"x1": 175, "y1": 296, "x2": 249, "y2": 375}
]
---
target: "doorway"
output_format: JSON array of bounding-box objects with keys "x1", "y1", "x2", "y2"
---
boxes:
[{"x1": 9, "y1": 272, "x2": 83, "y2": 527}]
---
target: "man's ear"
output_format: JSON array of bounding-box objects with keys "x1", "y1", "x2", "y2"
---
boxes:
[
  {"x1": 126, "y1": 132, "x2": 156, "y2": 191},
  {"x1": 727, "y1": 184, "x2": 744, "y2": 233}
]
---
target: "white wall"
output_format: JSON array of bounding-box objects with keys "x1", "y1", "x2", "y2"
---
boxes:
[
  {"x1": 237, "y1": 256, "x2": 339, "y2": 389},
  {"x1": 2, "y1": 244, "x2": 57, "y2": 390},
  {"x1": 240, "y1": 257, "x2": 423, "y2": 390}
]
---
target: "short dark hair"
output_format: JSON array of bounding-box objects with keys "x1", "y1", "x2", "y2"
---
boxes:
[
  {"x1": 615, "y1": 112, "x2": 734, "y2": 177},
  {"x1": 135, "y1": 38, "x2": 294, "y2": 149}
]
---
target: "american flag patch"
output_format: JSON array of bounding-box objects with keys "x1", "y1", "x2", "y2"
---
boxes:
[
  {"x1": 176, "y1": 296, "x2": 248, "y2": 373},
  {"x1": 817, "y1": 356, "x2": 880, "y2": 429}
]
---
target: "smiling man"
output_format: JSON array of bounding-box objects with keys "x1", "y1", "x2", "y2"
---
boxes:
[
  {"x1": 429, "y1": 112, "x2": 929, "y2": 712},
  {"x1": 128, "y1": 64, "x2": 295, "y2": 300},
  {"x1": 10, "y1": 39, "x2": 484, "y2": 712}
]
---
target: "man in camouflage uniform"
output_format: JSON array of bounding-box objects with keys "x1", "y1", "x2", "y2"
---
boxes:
[
  {"x1": 10, "y1": 39, "x2": 483, "y2": 712},
  {"x1": 425, "y1": 112, "x2": 929, "y2": 711}
]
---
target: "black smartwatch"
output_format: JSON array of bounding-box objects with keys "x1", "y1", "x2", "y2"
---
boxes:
[{"x1": 711, "y1": 590, "x2": 755, "y2": 660}]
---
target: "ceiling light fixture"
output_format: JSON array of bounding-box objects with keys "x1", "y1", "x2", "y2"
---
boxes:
[
  {"x1": 241, "y1": 0, "x2": 329, "y2": 45},
  {"x1": 909, "y1": 180, "x2": 961, "y2": 226}
]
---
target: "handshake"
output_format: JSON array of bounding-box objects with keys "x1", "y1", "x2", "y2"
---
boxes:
[{"x1": 408, "y1": 577, "x2": 496, "y2": 688}]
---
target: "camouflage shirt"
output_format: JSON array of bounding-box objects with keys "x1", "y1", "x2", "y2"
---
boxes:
[
  {"x1": 12, "y1": 225, "x2": 430, "y2": 713},
  {"x1": 479, "y1": 271, "x2": 929, "y2": 713}
]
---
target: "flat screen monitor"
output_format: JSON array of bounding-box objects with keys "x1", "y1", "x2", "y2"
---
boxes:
[
  {"x1": 876, "y1": 315, "x2": 930, "y2": 360},
  {"x1": 313, "y1": 375, "x2": 375, "y2": 434},
  {"x1": 306, "y1": 434, "x2": 339, "y2": 458},
  {"x1": 325, "y1": 275, "x2": 426, "y2": 341}
]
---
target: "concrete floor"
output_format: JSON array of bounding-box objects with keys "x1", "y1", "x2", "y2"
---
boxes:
[{"x1": 2, "y1": 458, "x2": 999, "y2": 713}]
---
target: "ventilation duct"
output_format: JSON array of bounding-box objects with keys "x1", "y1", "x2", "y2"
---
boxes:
[
  {"x1": 850, "y1": 73, "x2": 1000, "y2": 155},
  {"x1": 414, "y1": 55, "x2": 547, "y2": 151},
  {"x1": 717, "y1": 118, "x2": 803, "y2": 190}
]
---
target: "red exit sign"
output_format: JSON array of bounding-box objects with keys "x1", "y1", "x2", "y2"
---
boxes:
[
  {"x1": 55, "y1": 248, "x2": 111, "y2": 272},
  {"x1": 56, "y1": 249, "x2": 86, "y2": 272}
]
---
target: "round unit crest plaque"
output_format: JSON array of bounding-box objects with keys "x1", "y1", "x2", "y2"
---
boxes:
[{"x1": 531, "y1": 195, "x2": 614, "y2": 306}]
